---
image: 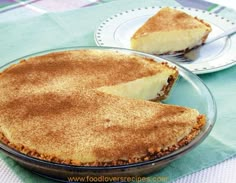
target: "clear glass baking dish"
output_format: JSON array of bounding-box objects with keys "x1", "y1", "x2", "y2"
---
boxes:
[{"x1": 0, "y1": 47, "x2": 217, "y2": 182}]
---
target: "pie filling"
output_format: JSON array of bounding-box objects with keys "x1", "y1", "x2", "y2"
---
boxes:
[
  {"x1": 0, "y1": 115, "x2": 205, "y2": 166},
  {"x1": 152, "y1": 74, "x2": 177, "y2": 101},
  {"x1": 99, "y1": 73, "x2": 177, "y2": 101},
  {"x1": 131, "y1": 29, "x2": 209, "y2": 55}
]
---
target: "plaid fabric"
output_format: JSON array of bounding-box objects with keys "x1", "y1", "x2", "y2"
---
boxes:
[
  {"x1": 0, "y1": 0, "x2": 118, "y2": 22},
  {"x1": 0, "y1": 0, "x2": 218, "y2": 23},
  {"x1": 0, "y1": 0, "x2": 115, "y2": 13}
]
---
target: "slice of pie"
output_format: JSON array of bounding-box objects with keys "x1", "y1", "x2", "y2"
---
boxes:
[
  {"x1": 131, "y1": 7, "x2": 212, "y2": 55},
  {"x1": 0, "y1": 49, "x2": 205, "y2": 166}
]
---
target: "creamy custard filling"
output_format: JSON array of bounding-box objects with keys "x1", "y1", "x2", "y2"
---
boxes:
[
  {"x1": 97, "y1": 71, "x2": 175, "y2": 101},
  {"x1": 131, "y1": 29, "x2": 209, "y2": 55}
]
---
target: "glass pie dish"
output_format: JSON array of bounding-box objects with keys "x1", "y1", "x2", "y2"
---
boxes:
[{"x1": 0, "y1": 46, "x2": 217, "y2": 182}]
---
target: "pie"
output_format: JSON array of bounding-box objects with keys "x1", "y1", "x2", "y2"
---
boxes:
[
  {"x1": 131, "y1": 7, "x2": 212, "y2": 55},
  {"x1": 0, "y1": 49, "x2": 205, "y2": 166}
]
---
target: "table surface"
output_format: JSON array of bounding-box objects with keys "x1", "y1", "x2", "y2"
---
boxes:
[{"x1": 0, "y1": 0, "x2": 235, "y2": 183}]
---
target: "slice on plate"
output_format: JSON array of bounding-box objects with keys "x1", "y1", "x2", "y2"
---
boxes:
[
  {"x1": 0, "y1": 49, "x2": 205, "y2": 166},
  {"x1": 131, "y1": 7, "x2": 212, "y2": 55}
]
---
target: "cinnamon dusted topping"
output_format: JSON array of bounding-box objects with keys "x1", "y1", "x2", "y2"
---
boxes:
[{"x1": 0, "y1": 115, "x2": 205, "y2": 166}]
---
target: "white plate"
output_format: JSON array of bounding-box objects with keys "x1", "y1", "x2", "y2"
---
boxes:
[{"x1": 94, "y1": 6, "x2": 236, "y2": 74}]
